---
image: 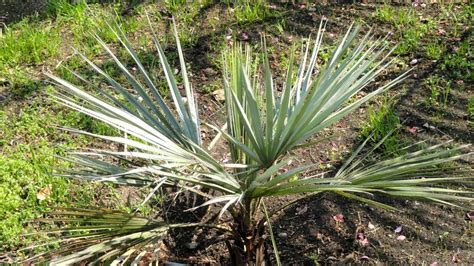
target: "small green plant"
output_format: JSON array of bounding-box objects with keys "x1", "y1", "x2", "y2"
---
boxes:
[
  {"x1": 309, "y1": 252, "x2": 321, "y2": 265},
  {"x1": 424, "y1": 75, "x2": 451, "y2": 110},
  {"x1": 468, "y1": 96, "x2": 474, "y2": 125},
  {"x1": 275, "y1": 19, "x2": 285, "y2": 34},
  {"x1": 425, "y1": 41, "x2": 446, "y2": 60},
  {"x1": 437, "y1": 231, "x2": 450, "y2": 250},
  {"x1": 15, "y1": 18, "x2": 473, "y2": 265},
  {"x1": 373, "y1": 5, "x2": 434, "y2": 55},
  {"x1": 395, "y1": 23, "x2": 433, "y2": 55},
  {"x1": 373, "y1": 4, "x2": 395, "y2": 24},
  {"x1": 202, "y1": 80, "x2": 221, "y2": 94},
  {"x1": 230, "y1": 0, "x2": 273, "y2": 25},
  {"x1": 165, "y1": 0, "x2": 187, "y2": 13},
  {"x1": 440, "y1": 39, "x2": 473, "y2": 82},
  {"x1": 361, "y1": 98, "x2": 402, "y2": 155},
  {"x1": 374, "y1": 5, "x2": 417, "y2": 29}
]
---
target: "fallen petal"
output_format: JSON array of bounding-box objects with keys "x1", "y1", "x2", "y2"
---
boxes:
[
  {"x1": 359, "y1": 238, "x2": 369, "y2": 247},
  {"x1": 408, "y1": 127, "x2": 417, "y2": 134},
  {"x1": 396, "y1": 235, "x2": 406, "y2": 241},
  {"x1": 333, "y1": 214, "x2": 344, "y2": 222},
  {"x1": 368, "y1": 222, "x2": 375, "y2": 230},
  {"x1": 394, "y1": 226, "x2": 402, "y2": 233}
]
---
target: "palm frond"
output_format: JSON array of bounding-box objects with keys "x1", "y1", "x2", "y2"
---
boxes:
[
  {"x1": 21, "y1": 208, "x2": 169, "y2": 264},
  {"x1": 255, "y1": 141, "x2": 473, "y2": 207},
  {"x1": 222, "y1": 21, "x2": 411, "y2": 175}
]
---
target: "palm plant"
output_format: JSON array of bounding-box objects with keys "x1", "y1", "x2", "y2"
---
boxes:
[{"x1": 20, "y1": 17, "x2": 472, "y2": 264}]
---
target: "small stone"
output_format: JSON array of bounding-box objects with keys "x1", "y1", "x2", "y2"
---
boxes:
[
  {"x1": 396, "y1": 235, "x2": 406, "y2": 241},
  {"x1": 212, "y1": 89, "x2": 225, "y2": 102},
  {"x1": 203, "y1": 67, "x2": 217, "y2": 76},
  {"x1": 278, "y1": 232, "x2": 288, "y2": 238},
  {"x1": 186, "y1": 242, "x2": 198, "y2": 249}
]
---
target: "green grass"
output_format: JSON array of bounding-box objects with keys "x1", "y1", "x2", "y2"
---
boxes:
[
  {"x1": 424, "y1": 75, "x2": 451, "y2": 111},
  {"x1": 361, "y1": 98, "x2": 402, "y2": 155},
  {"x1": 0, "y1": 0, "x2": 153, "y2": 249},
  {"x1": 227, "y1": 0, "x2": 275, "y2": 25},
  {"x1": 373, "y1": 5, "x2": 435, "y2": 55},
  {"x1": 0, "y1": 99, "x2": 101, "y2": 249},
  {"x1": 0, "y1": 0, "x2": 140, "y2": 100},
  {"x1": 468, "y1": 96, "x2": 474, "y2": 120},
  {"x1": 425, "y1": 40, "x2": 446, "y2": 60},
  {"x1": 440, "y1": 39, "x2": 473, "y2": 82},
  {"x1": 0, "y1": 20, "x2": 61, "y2": 67}
]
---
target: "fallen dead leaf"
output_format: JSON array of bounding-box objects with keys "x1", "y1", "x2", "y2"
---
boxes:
[{"x1": 37, "y1": 185, "x2": 52, "y2": 201}]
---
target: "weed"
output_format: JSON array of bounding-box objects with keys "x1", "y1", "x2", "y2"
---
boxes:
[
  {"x1": 202, "y1": 80, "x2": 221, "y2": 94},
  {"x1": 230, "y1": 0, "x2": 273, "y2": 25},
  {"x1": 395, "y1": 23, "x2": 432, "y2": 55},
  {"x1": 275, "y1": 19, "x2": 285, "y2": 34},
  {"x1": 165, "y1": 0, "x2": 187, "y2": 13},
  {"x1": 424, "y1": 75, "x2": 451, "y2": 110},
  {"x1": 309, "y1": 252, "x2": 321, "y2": 265},
  {"x1": 361, "y1": 98, "x2": 402, "y2": 155},
  {"x1": 373, "y1": 5, "x2": 435, "y2": 55},
  {"x1": 0, "y1": 67, "x2": 41, "y2": 98},
  {"x1": 373, "y1": 5, "x2": 417, "y2": 28},
  {"x1": 373, "y1": 4, "x2": 396, "y2": 24},
  {"x1": 425, "y1": 41, "x2": 446, "y2": 60},
  {"x1": 437, "y1": 231, "x2": 450, "y2": 250},
  {"x1": 468, "y1": 96, "x2": 474, "y2": 123},
  {"x1": 440, "y1": 39, "x2": 473, "y2": 82},
  {"x1": 0, "y1": 102, "x2": 100, "y2": 249},
  {"x1": 0, "y1": 19, "x2": 61, "y2": 66}
]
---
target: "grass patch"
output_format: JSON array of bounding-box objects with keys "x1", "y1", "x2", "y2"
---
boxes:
[
  {"x1": 230, "y1": 0, "x2": 273, "y2": 25},
  {"x1": 425, "y1": 40, "x2": 446, "y2": 60},
  {"x1": 440, "y1": 38, "x2": 473, "y2": 82},
  {"x1": 468, "y1": 96, "x2": 474, "y2": 124},
  {"x1": 373, "y1": 4, "x2": 435, "y2": 55},
  {"x1": 424, "y1": 75, "x2": 451, "y2": 111},
  {"x1": 361, "y1": 98, "x2": 402, "y2": 155},
  {"x1": 0, "y1": 19, "x2": 61, "y2": 67},
  {"x1": 0, "y1": 101, "x2": 101, "y2": 249}
]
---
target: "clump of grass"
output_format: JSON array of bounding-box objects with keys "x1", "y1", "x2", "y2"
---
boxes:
[
  {"x1": 373, "y1": 5, "x2": 435, "y2": 55},
  {"x1": 373, "y1": 5, "x2": 417, "y2": 28},
  {"x1": 0, "y1": 102, "x2": 100, "y2": 249},
  {"x1": 425, "y1": 40, "x2": 446, "y2": 60},
  {"x1": 468, "y1": 96, "x2": 474, "y2": 121},
  {"x1": 0, "y1": 19, "x2": 61, "y2": 66},
  {"x1": 440, "y1": 39, "x2": 473, "y2": 82},
  {"x1": 228, "y1": 0, "x2": 274, "y2": 25},
  {"x1": 424, "y1": 75, "x2": 451, "y2": 110},
  {"x1": 361, "y1": 98, "x2": 402, "y2": 155}
]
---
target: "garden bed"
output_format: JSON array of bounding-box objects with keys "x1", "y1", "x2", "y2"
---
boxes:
[{"x1": 0, "y1": 1, "x2": 472, "y2": 264}]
